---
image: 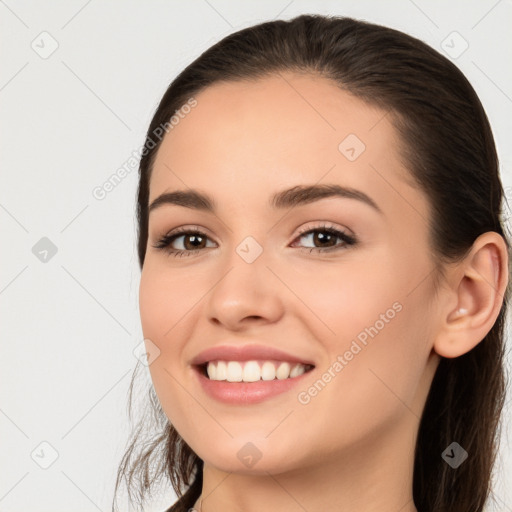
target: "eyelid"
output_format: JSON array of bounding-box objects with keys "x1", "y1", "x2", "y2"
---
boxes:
[
  {"x1": 294, "y1": 221, "x2": 354, "y2": 238},
  {"x1": 156, "y1": 224, "x2": 215, "y2": 242}
]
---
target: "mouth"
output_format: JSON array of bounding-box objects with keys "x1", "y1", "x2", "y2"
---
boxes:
[
  {"x1": 194, "y1": 359, "x2": 316, "y2": 382},
  {"x1": 189, "y1": 344, "x2": 317, "y2": 403},
  {"x1": 192, "y1": 359, "x2": 316, "y2": 404}
]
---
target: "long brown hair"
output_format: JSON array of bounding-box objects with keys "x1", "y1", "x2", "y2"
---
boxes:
[{"x1": 113, "y1": 14, "x2": 511, "y2": 512}]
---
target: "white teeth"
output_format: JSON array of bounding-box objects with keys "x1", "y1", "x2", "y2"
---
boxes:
[
  {"x1": 205, "y1": 360, "x2": 311, "y2": 382},
  {"x1": 276, "y1": 362, "x2": 291, "y2": 379},
  {"x1": 290, "y1": 363, "x2": 306, "y2": 378},
  {"x1": 243, "y1": 361, "x2": 261, "y2": 382},
  {"x1": 216, "y1": 360, "x2": 227, "y2": 380},
  {"x1": 226, "y1": 361, "x2": 243, "y2": 382},
  {"x1": 261, "y1": 361, "x2": 276, "y2": 381},
  {"x1": 206, "y1": 362, "x2": 216, "y2": 380}
]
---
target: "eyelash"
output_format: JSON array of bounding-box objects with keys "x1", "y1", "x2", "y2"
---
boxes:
[{"x1": 152, "y1": 223, "x2": 357, "y2": 258}]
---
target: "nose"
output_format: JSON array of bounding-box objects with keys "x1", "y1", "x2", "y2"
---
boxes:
[{"x1": 205, "y1": 249, "x2": 285, "y2": 331}]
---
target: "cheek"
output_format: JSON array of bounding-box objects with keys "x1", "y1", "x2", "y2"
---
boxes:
[
  {"x1": 338, "y1": 278, "x2": 433, "y2": 421},
  {"x1": 139, "y1": 262, "x2": 196, "y2": 340},
  {"x1": 138, "y1": 266, "x2": 181, "y2": 404},
  {"x1": 298, "y1": 302, "x2": 430, "y2": 451},
  {"x1": 294, "y1": 249, "x2": 432, "y2": 401},
  {"x1": 139, "y1": 269, "x2": 159, "y2": 337},
  {"x1": 288, "y1": 253, "x2": 403, "y2": 341},
  {"x1": 138, "y1": 263, "x2": 207, "y2": 429}
]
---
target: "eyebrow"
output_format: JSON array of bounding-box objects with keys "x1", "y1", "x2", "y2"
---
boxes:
[{"x1": 148, "y1": 184, "x2": 383, "y2": 215}]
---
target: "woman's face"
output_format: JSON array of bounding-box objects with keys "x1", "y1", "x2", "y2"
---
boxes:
[{"x1": 139, "y1": 73, "x2": 442, "y2": 475}]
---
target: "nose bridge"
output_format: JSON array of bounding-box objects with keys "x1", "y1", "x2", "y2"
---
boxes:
[
  {"x1": 218, "y1": 231, "x2": 271, "y2": 300},
  {"x1": 219, "y1": 207, "x2": 272, "y2": 268},
  {"x1": 205, "y1": 231, "x2": 285, "y2": 328}
]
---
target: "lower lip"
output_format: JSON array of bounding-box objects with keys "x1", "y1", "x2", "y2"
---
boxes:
[{"x1": 193, "y1": 366, "x2": 314, "y2": 405}]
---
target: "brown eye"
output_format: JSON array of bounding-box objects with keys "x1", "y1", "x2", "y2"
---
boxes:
[
  {"x1": 180, "y1": 233, "x2": 207, "y2": 250},
  {"x1": 152, "y1": 228, "x2": 216, "y2": 257},
  {"x1": 292, "y1": 226, "x2": 357, "y2": 253}
]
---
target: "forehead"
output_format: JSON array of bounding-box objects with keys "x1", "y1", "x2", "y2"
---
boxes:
[{"x1": 149, "y1": 72, "x2": 426, "y2": 221}]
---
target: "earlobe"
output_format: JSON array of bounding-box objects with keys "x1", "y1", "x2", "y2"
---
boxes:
[{"x1": 433, "y1": 232, "x2": 509, "y2": 359}]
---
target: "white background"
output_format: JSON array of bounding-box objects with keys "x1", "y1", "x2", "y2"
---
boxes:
[{"x1": 1, "y1": 1, "x2": 511, "y2": 511}]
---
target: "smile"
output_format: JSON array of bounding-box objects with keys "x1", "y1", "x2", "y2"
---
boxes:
[
  {"x1": 193, "y1": 360, "x2": 315, "y2": 405},
  {"x1": 203, "y1": 360, "x2": 314, "y2": 382}
]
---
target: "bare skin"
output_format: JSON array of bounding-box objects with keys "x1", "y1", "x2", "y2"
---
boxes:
[{"x1": 139, "y1": 72, "x2": 508, "y2": 512}]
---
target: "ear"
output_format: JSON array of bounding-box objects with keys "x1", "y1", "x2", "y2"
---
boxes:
[{"x1": 433, "y1": 232, "x2": 509, "y2": 359}]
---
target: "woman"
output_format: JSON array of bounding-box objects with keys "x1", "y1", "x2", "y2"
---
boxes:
[{"x1": 114, "y1": 14, "x2": 510, "y2": 512}]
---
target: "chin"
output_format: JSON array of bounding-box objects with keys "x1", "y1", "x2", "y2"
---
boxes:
[{"x1": 196, "y1": 437, "x2": 301, "y2": 476}]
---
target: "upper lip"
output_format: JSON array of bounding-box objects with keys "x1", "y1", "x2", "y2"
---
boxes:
[{"x1": 190, "y1": 344, "x2": 316, "y2": 367}]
